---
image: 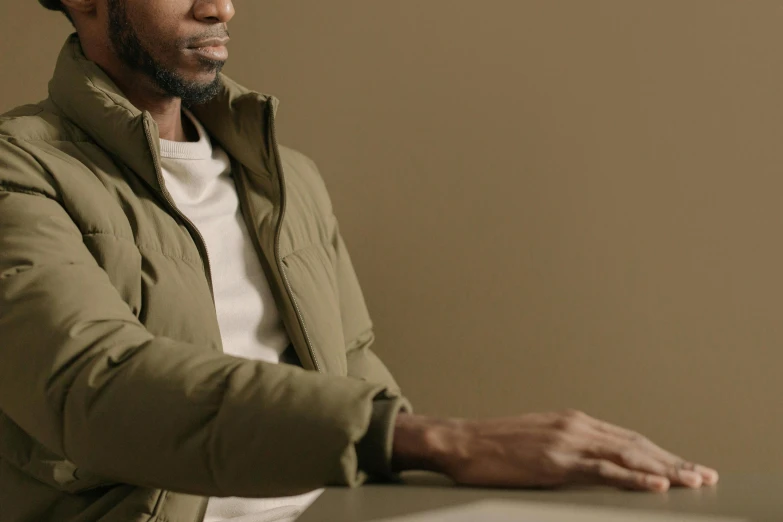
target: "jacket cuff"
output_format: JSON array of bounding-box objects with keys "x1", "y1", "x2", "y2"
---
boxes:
[{"x1": 355, "y1": 396, "x2": 412, "y2": 481}]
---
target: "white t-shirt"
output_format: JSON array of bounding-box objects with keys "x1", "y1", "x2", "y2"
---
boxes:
[{"x1": 159, "y1": 109, "x2": 324, "y2": 522}]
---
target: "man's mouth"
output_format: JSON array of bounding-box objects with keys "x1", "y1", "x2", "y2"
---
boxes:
[{"x1": 187, "y1": 37, "x2": 230, "y2": 61}]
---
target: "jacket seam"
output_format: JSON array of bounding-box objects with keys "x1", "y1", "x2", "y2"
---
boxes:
[
  {"x1": 136, "y1": 244, "x2": 202, "y2": 267},
  {"x1": 82, "y1": 232, "x2": 203, "y2": 266},
  {"x1": 82, "y1": 231, "x2": 135, "y2": 243},
  {"x1": 10, "y1": 138, "x2": 96, "y2": 144},
  {"x1": 281, "y1": 240, "x2": 331, "y2": 261},
  {"x1": 345, "y1": 326, "x2": 375, "y2": 355},
  {"x1": 0, "y1": 182, "x2": 57, "y2": 200}
]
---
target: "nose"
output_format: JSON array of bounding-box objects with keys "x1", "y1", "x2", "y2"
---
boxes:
[{"x1": 193, "y1": 0, "x2": 235, "y2": 23}]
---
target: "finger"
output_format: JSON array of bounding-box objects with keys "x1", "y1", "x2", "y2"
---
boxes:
[
  {"x1": 624, "y1": 444, "x2": 719, "y2": 487},
  {"x1": 614, "y1": 447, "x2": 703, "y2": 489},
  {"x1": 581, "y1": 430, "x2": 704, "y2": 489},
  {"x1": 585, "y1": 417, "x2": 719, "y2": 486},
  {"x1": 572, "y1": 459, "x2": 670, "y2": 492},
  {"x1": 633, "y1": 446, "x2": 719, "y2": 486},
  {"x1": 675, "y1": 461, "x2": 720, "y2": 486}
]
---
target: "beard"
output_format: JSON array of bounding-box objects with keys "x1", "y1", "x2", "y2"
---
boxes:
[{"x1": 107, "y1": 0, "x2": 225, "y2": 107}]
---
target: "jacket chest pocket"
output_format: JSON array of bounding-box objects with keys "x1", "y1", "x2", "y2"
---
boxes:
[{"x1": 282, "y1": 243, "x2": 347, "y2": 375}]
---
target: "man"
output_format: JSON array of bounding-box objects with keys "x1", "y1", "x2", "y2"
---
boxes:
[{"x1": 0, "y1": 1, "x2": 719, "y2": 521}]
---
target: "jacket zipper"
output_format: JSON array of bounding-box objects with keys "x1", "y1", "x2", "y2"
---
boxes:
[
  {"x1": 144, "y1": 115, "x2": 215, "y2": 522},
  {"x1": 267, "y1": 103, "x2": 322, "y2": 373},
  {"x1": 143, "y1": 115, "x2": 215, "y2": 300}
]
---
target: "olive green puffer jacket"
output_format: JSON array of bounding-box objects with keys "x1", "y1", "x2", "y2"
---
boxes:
[{"x1": 0, "y1": 34, "x2": 410, "y2": 522}]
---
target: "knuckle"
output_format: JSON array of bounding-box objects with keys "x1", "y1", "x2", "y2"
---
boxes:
[
  {"x1": 632, "y1": 471, "x2": 650, "y2": 487},
  {"x1": 554, "y1": 411, "x2": 585, "y2": 432},
  {"x1": 618, "y1": 448, "x2": 639, "y2": 468},
  {"x1": 680, "y1": 461, "x2": 697, "y2": 471},
  {"x1": 552, "y1": 416, "x2": 571, "y2": 432},
  {"x1": 542, "y1": 428, "x2": 568, "y2": 450},
  {"x1": 668, "y1": 460, "x2": 695, "y2": 478},
  {"x1": 563, "y1": 409, "x2": 587, "y2": 421},
  {"x1": 595, "y1": 460, "x2": 613, "y2": 477}
]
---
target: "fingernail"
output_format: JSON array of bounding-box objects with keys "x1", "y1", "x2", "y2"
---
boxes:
[
  {"x1": 648, "y1": 476, "x2": 670, "y2": 491},
  {"x1": 701, "y1": 469, "x2": 719, "y2": 485},
  {"x1": 679, "y1": 470, "x2": 703, "y2": 488}
]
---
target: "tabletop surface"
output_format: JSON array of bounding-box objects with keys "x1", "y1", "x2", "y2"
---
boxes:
[{"x1": 297, "y1": 472, "x2": 783, "y2": 522}]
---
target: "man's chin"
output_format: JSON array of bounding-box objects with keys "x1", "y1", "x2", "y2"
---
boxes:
[
  {"x1": 181, "y1": 70, "x2": 223, "y2": 88},
  {"x1": 179, "y1": 79, "x2": 223, "y2": 106},
  {"x1": 180, "y1": 61, "x2": 225, "y2": 86},
  {"x1": 151, "y1": 66, "x2": 224, "y2": 106}
]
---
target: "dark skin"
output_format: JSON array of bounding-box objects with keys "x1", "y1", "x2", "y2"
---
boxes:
[
  {"x1": 60, "y1": 0, "x2": 719, "y2": 493},
  {"x1": 61, "y1": 0, "x2": 234, "y2": 141}
]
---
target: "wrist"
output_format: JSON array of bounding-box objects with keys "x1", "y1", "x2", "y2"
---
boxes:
[{"x1": 390, "y1": 413, "x2": 472, "y2": 474}]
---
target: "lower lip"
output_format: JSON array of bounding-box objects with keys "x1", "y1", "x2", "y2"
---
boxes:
[{"x1": 189, "y1": 45, "x2": 228, "y2": 61}]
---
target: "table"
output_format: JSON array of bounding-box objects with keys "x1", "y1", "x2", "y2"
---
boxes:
[{"x1": 297, "y1": 472, "x2": 782, "y2": 522}]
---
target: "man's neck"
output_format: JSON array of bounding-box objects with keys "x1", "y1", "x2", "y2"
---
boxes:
[
  {"x1": 115, "y1": 85, "x2": 191, "y2": 142},
  {"x1": 102, "y1": 67, "x2": 189, "y2": 142},
  {"x1": 146, "y1": 101, "x2": 192, "y2": 143},
  {"x1": 118, "y1": 85, "x2": 190, "y2": 142}
]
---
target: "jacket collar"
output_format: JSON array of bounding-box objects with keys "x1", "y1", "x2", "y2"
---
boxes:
[{"x1": 48, "y1": 34, "x2": 278, "y2": 191}]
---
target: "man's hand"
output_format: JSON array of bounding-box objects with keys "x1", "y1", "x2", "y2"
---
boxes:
[{"x1": 391, "y1": 410, "x2": 719, "y2": 492}]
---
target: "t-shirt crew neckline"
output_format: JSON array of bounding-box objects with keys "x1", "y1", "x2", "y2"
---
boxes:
[{"x1": 159, "y1": 109, "x2": 213, "y2": 161}]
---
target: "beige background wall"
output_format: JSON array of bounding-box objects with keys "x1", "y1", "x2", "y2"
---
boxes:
[{"x1": 3, "y1": 1, "x2": 782, "y2": 473}]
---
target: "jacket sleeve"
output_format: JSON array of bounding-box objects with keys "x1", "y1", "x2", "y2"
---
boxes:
[{"x1": 0, "y1": 139, "x2": 406, "y2": 498}]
